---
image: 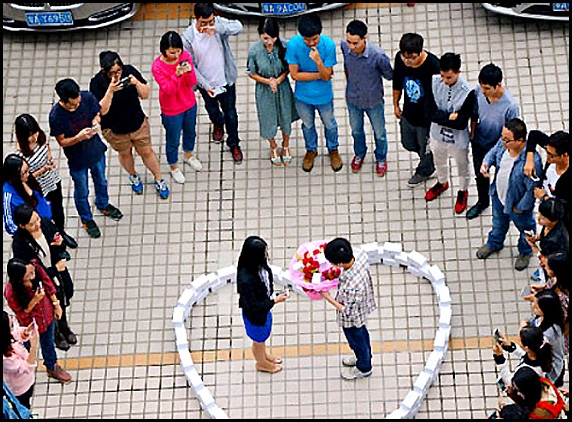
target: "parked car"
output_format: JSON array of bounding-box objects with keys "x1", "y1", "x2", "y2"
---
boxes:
[
  {"x1": 3, "y1": 3, "x2": 140, "y2": 32},
  {"x1": 481, "y1": 3, "x2": 569, "y2": 21},
  {"x1": 213, "y1": 3, "x2": 349, "y2": 18}
]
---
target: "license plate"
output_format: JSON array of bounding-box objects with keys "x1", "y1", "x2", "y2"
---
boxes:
[
  {"x1": 261, "y1": 3, "x2": 307, "y2": 16},
  {"x1": 552, "y1": 3, "x2": 569, "y2": 11},
  {"x1": 25, "y1": 11, "x2": 74, "y2": 27}
]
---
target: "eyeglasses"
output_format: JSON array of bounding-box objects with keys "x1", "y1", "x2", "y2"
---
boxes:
[
  {"x1": 107, "y1": 68, "x2": 122, "y2": 77},
  {"x1": 546, "y1": 151, "x2": 561, "y2": 159},
  {"x1": 502, "y1": 137, "x2": 517, "y2": 144}
]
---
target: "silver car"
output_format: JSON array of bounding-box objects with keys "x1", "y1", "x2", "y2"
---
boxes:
[
  {"x1": 3, "y1": 3, "x2": 140, "y2": 32},
  {"x1": 213, "y1": 3, "x2": 349, "y2": 18},
  {"x1": 481, "y1": 3, "x2": 569, "y2": 21}
]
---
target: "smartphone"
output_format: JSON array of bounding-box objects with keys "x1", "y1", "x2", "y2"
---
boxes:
[
  {"x1": 117, "y1": 76, "x2": 130, "y2": 88},
  {"x1": 37, "y1": 280, "x2": 43, "y2": 291},
  {"x1": 530, "y1": 174, "x2": 541, "y2": 182},
  {"x1": 179, "y1": 60, "x2": 188, "y2": 67},
  {"x1": 273, "y1": 289, "x2": 290, "y2": 299},
  {"x1": 212, "y1": 86, "x2": 227, "y2": 97},
  {"x1": 496, "y1": 377, "x2": 507, "y2": 392},
  {"x1": 524, "y1": 229, "x2": 535, "y2": 237},
  {"x1": 520, "y1": 286, "x2": 532, "y2": 297},
  {"x1": 493, "y1": 328, "x2": 501, "y2": 344},
  {"x1": 487, "y1": 409, "x2": 499, "y2": 419}
]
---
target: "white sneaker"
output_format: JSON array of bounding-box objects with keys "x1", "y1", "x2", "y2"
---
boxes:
[
  {"x1": 341, "y1": 366, "x2": 372, "y2": 380},
  {"x1": 171, "y1": 168, "x2": 185, "y2": 184},
  {"x1": 342, "y1": 355, "x2": 357, "y2": 367},
  {"x1": 185, "y1": 155, "x2": 203, "y2": 172}
]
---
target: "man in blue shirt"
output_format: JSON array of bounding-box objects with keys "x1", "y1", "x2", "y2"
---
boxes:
[
  {"x1": 286, "y1": 13, "x2": 342, "y2": 173},
  {"x1": 341, "y1": 20, "x2": 393, "y2": 177},
  {"x1": 467, "y1": 63, "x2": 520, "y2": 220},
  {"x1": 476, "y1": 118, "x2": 543, "y2": 271},
  {"x1": 49, "y1": 78, "x2": 123, "y2": 239}
]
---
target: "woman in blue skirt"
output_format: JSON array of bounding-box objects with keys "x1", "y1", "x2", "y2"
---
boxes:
[{"x1": 237, "y1": 236, "x2": 289, "y2": 373}]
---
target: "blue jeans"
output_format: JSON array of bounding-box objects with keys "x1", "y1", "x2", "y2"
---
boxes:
[
  {"x1": 39, "y1": 319, "x2": 57, "y2": 371},
  {"x1": 343, "y1": 325, "x2": 372, "y2": 373},
  {"x1": 69, "y1": 155, "x2": 109, "y2": 223},
  {"x1": 161, "y1": 105, "x2": 198, "y2": 166},
  {"x1": 348, "y1": 101, "x2": 388, "y2": 163},
  {"x1": 487, "y1": 194, "x2": 536, "y2": 255},
  {"x1": 295, "y1": 100, "x2": 339, "y2": 152}
]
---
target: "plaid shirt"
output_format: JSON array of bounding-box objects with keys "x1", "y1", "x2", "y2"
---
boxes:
[
  {"x1": 335, "y1": 249, "x2": 376, "y2": 328},
  {"x1": 4, "y1": 260, "x2": 56, "y2": 334}
]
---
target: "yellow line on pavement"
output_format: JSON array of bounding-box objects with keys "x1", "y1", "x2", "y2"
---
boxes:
[{"x1": 46, "y1": 336, "x2": 492, "y2": 371}]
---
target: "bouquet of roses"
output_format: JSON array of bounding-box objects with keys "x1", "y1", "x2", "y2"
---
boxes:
[{"x1": 289, "y1": 240, "x2": 342, "y2": 301}]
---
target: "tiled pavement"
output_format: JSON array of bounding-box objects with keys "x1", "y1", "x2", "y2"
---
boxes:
[{"x1": 2, "y1": 3, "x2": 569, "y2": 419}]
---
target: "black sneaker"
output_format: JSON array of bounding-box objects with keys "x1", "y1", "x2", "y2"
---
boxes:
[
  {"x1": 98, "y1": 204, "x2": 123, "y2": 221},
  {"x1": 82, "y1": 220, "x2": 101, "y2": 239}
]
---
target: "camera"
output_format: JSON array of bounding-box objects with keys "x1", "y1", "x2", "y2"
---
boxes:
[{"x1": 117, "y1": 76, "x2": 130, "y2": 88}]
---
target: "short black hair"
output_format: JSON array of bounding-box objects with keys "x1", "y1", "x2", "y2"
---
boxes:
[
  {"x1": 505, "y1": 118, "x2": 527, "y2": 142},
  {"x1": 13, "y1": 203, "x2": 35, "y2": 227},
  {"x1": 298, "y1": 14, "x2": 322, "y2": 38},
  {"x1": 440, "y1": 52, "x2": 461, "y2": 73},
  {"x1": 324, "y1": 238, "x2": 354, "y2": 265},
  {"x1": 538, "y1": 197, "x2": 565, "y2": 223},
  {"x1": 159, "y1": 31, "x2": 184, "y2": 56},
  {"x1": 99, "y1": 51, "x2": 123, "y2": 72},
  {"x1": 499, "y1": 404, "x2": 531, "y2": 419},
  {"x1": 346, "y1": 20, "x2": 367, "y2": 38},
  {"x1": 194, "y1": 3, "x2": 215, "y2": 20},
  {"x1": 399, "y1": 33, "x2": 424, "y2": 55},
  {"x1": 547, "y1": 130, "x2": 569, "y2": 156},
  {"x1": 55, "y1": 78, "x2": 80, "y2": 103},
  {"x1": 479, "y1": 63, "x2": 503, "y2": 87}
]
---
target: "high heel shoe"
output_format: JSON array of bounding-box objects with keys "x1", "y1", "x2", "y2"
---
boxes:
[
  {"x1": 282, "y1": 146, "x2": 292, "y2": 166},
  {"x1": 270, "y1": 148, "x2": 283, "y2": 167}
]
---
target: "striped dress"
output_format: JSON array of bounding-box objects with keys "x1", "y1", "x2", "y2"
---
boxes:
[{"x1": 15, "y1": 143, "x2": 61, "y2": 196}]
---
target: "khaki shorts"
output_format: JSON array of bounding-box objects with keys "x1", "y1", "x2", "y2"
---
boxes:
[{"x1": 102, "y1": 117, "x2": 152, "y2": 153}]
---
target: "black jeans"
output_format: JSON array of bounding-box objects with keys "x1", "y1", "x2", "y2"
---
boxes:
[
  {"x1": 471, "y1": 141, "x2": 492, "y2": 207},
  {"x1": 45, "y1": 181, "x2": 65, "y2": 232},
  {"x1": 199, "y1": 84, "x2": 241, "y2": 148}
]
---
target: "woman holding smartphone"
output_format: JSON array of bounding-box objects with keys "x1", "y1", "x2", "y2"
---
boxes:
[
  {"x1": 13, "y1": 114, "x2": 77, "y2": 249},
  {"x1": 4, "y1": 258, "x2": 72, "y2": 384}
]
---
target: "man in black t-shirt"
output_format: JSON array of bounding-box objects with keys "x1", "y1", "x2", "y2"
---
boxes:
[
  {"x1": 393, "y1": 33, "x2": 440, "y2": 188},
  {"x1": 90, "y1": 51, "x2": 169, "y2": 200}
]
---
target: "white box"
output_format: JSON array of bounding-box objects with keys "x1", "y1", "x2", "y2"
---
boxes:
[
  {"x1": 172, "y1": 306, "x2": 186, "y2": 326},
  {"x1": 195, "y1": 387, "x2": 216, "y2": 409},
  {"x1": 174, "y1": 325, "x2": 188, "y2": 344},
  {"x1": 194, "y1": 289, "x2": 209, "y2": 305},
  {"x1": 191, "y1": 274, "x2": 210, "y2": 293},
  {"x1": 184, "y1": 366, "x2": 204, "y2": 390},
  {"x1": 383, "y1": 242, "x2": 403, "y2": 256},
  {"x1": 382, "y1": 258, "x2": 400, "y2": 268},
  {"x1": 386, "y1": 408, "x2": 409, "y2": 419},
  {"x1": 395, "y1": 252, "x2": 410, "y2": 267},
  {"x1": 402, "y1": 390, "x2": 422, "y2": 410},
  {"x1": 176, "y1": 337, "x2": 189, "y2": 352},
  {"x1": 425, "y1": 350, "x2": 445, "y2": 377},
  {"x1": 312, "y1": 273, "x2": 321, "y2": 284},
  {"x1": 361, "y1": 242, "x2": 379, "y2": 254},
  {"x1": 206, "y1": 405, "x2": 229, "y2": 419},
  {"x1": 177, "y1": 287, "x2": 198, "y2": 308},
  {"x1": 316, "y1": 253, "x2": 327, "y2": 265},
  {"x1": 407, "y1": 251, "x2": 428, "y2": 268},
  {"x1": 178, "y1": 349, "x2": 194, "y2": 371},
  {"x1": 414, "y1": 371, "x2": 433, "y2": 394},
  {"x1": 216, "y1": 266, "x2": 237, "y2": 284},
  {"x1": 439, "y1": 305, "x2": 452, "y2": 329},
  {"x1": 434, "y1": 327, "x2": 451, "y2": 352},
  {"x1": 418, "y1": 263, "x2": 432, "y2": 280},
  {"x1": 435, "y1": 285, "x2": 452, "y2": 306},
  {"x1": 428, "y1": 265, "x2": 445, "y2": 285}
]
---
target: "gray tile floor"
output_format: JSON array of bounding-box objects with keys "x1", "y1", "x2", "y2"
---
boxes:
[{"x1": 2, "y1": 2, "x2": 569, "y2": 419}]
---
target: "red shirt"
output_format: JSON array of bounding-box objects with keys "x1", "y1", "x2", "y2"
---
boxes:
[{"x1": 4, "y1": 260, "x2": 57, "y2": 334}]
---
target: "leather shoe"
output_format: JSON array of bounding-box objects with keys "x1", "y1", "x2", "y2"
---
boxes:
[
  {"x1": 58, "y1": 251, "x2": 72, "y2": 262},
  {"x1": 515, "y1": 253, "x2": 532, "y2": 271},
  {"x1": 466, "y1": 203, "x2": 488, "y2": 220},
  {"x1": 55, "y1": 332, "x2": 70, "y2": 351},
  {"x1": 47, "y1": 364, "x2": 72, "y2": 384},
  {"x1": 61, "y1": 231, "x2": 78, "y2": 249},
  {"x1": 65, "y1": 330, "x2": 78, "y2": 345}
]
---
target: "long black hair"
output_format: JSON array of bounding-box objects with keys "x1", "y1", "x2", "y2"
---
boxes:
[
  {"x1": 2, "y1": 311, "x2": 16, "y2": 358},
  {"x1": 510, "y1": 366, "x2": 542, "y2": 412},
  {"x1": 15, "y1": 114, "x2": 47, "y2": 157},
  {"x1": 6, "y1": 258, "x2": 40, "y2": 311},
  {"x1": 258, "y1": 17, "x2": 288, "y2": 71},
  {"x1": 237, "y1": 236, "x2": 270, "y2": 274},
  {"x1": 2, "y1": 154, "x2": 41, "y2": 208},
  {"x1": 535, "y1": 289, "x2": 565, "y2": 332}
]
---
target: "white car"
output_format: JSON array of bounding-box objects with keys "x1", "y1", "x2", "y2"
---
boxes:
[
  {"x1": 3, "y1": 3, "x2": 140, "y2": 32},
  {"x1": 481, "y1": 3, "x2": 569, "y2": 21},
  {"x1": 213, "y1": 3, "x2": 349, "y2": 18}
]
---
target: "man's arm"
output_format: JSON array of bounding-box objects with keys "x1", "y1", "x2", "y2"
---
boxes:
[{"x1": 289, "y1": 64, "x2": 322, "y2": 82}]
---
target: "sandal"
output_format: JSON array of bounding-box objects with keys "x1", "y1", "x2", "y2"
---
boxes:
[
  {"x1": 270, "y1": 147, "x2": 283, "y2": 166},
  {"x1": 282, "y1": 146, "x2": 292, "y2": 166}
]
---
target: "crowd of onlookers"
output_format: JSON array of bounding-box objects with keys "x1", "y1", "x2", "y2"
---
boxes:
[{"x1": 3, "y1": 3, "x2": 569, "y2": 418}]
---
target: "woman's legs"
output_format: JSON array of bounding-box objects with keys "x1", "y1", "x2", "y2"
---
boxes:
[{"x1": 252, "y1": 341, "x2": 281, "y2": 373}]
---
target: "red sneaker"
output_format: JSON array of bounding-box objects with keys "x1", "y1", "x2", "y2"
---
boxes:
[
  {"x1": 351, "y1": 156, "x2": 364, "y2": 173},
  {"x1": 212, "y1": 125, "x2": 224, "y2": 143},
  {"x1": 231, "y1": 146, "x2": 243, "y2": 164},
  {"x1": 455, "y1": 190, "x2": 469, "y2": 214},
  {"x1": 376, "y1": 161, "x2": 388, "y2": 177},
  {"x1": 425, "y1": 181, "x2": 450, "y2": 201}
]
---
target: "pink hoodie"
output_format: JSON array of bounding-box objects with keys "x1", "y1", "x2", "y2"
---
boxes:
[
  {"x1": 3, "y1": 327, "x2": 36, "y2": 397},
  {"x1": 152, "y1": 50, "x2": 198, "y2": 117}
]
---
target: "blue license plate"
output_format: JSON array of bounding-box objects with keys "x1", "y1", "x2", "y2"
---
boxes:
[
  {"x1": 261, "y1": 3, "x2": 307, "y2": 16},
  {"x1": 552, "y1": 3, "x2": 569, "y2": 11},
  {"x1": 25, "y1": 11, "x2": 74, "y2": 27}
]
